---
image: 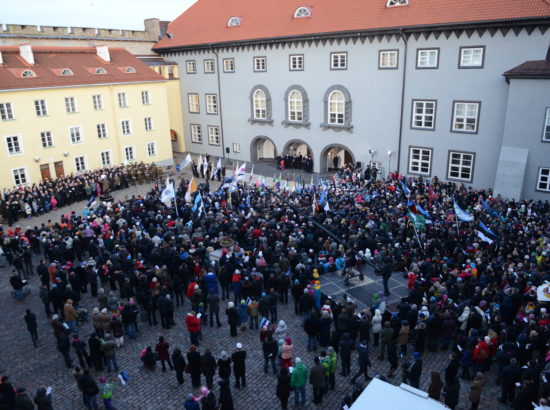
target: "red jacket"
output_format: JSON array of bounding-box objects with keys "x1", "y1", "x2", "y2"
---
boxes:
[
  {"x1": 472, "y1": 341, "x2": 489, "y2": 363},
  {"x1": 185, "y1": 314, "x2": 201, "y2": 333}
]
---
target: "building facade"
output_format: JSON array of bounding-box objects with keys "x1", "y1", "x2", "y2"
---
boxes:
[
  {"x1": 0, "y1": 45, "x2": 174, "y2": 190},
  {"x1": 154, "y1": 0, "x2": 550, "y2": 200}
]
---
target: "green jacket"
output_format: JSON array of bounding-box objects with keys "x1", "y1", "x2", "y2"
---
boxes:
[
  {"x1": 291, "y1": 362, "x2": 308, "y2": 388},
  {"x1": 320, "y1": 354, "x2": 337, "y2": 375},
  {"x1": 100, "y1": 382, "x2": 113, "y2": 399}
]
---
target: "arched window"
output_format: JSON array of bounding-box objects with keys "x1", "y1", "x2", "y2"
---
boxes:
[
  {"x1": 289, "y1": 90, "x2": 303, "y2": 122},
  {"x1": 283, "y1": 85, "x2": 309, "y2": 126},
  {"x1": 21, "y1": 70, "x2": 35, "y2": 78},
  {"x1": 227, "y1": 17, "x2": 241, "y2": 27},
  {"x1": 294, "y1": 7, "x2": 311, "y2": 18},
  {"x1": 61, "y1": 68, "x2": 73, "y2": 76},
  {"x1": 249, "y1": 85, "x2": 272, "y2": 124},
  {"x1": 322, "y1": 85, "x2": 353, "y2": 129},
  {"x1": 95, "y1": 67, "x2": 107, "y2": 74},
  {"x1": 125, "y1": 67, "x2": 136, "y2": 73}
]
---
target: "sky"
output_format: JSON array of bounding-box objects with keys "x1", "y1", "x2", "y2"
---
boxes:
[{"x1": 2, "y1": 0, "x2": 197, "y2": 30}]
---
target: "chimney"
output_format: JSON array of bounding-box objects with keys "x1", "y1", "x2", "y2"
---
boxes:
[
  {"x1": 96, "y1": 45, "x2": 110, "y2": 62},
  {"x1": 19, "y1": 44, "x2": 34, "y2": 65}
]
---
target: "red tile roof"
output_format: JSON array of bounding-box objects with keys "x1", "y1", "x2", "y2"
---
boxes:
[
  {"x1": 154, "y1": 0, "x2": 550, "y2": 50},
  {"x1": 0, "y1": 46, "x2": 165, "y2": 91}
]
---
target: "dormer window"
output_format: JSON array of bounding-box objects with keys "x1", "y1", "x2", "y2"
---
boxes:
[
  {"x1": 386, "y1": 0, "x2": 408, "y2": 6},
  {"x1": 294, "y1": 7, "x2": 311, "y2": 18},
  {"x1": 227, "y1": 17, "x2": 241, "y2": 27},
  {"x1": 21, "y1": 70, "x2": 36, "y2": 78},
  {"x1": 61, "y1": 68, "x2": 73, "y2": 76},
  {"x1": 125, "y1": 66, "x2": 136, "y2": 73},
  {"x1": 95, "y1": 67, "x2": 107, "y2": 74}
]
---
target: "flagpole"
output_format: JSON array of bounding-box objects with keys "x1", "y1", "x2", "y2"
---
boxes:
[
  {"x1": 411, "y1": 219, "x2": 424, "y2": 254},
  {"x1": 455, "y1": 212, "x2": 460, "y2": 236}
]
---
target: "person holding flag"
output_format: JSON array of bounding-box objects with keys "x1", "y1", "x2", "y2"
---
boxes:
[{"x1": 160, "y1": 176, "x2": 175, "y2": 208}]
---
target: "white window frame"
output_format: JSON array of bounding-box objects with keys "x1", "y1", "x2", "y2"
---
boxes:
[
  {"x1": 206, "y1": 94, "x2": 218, "y2": 114},
  {"x1": 92, "y1": 94, "x2": 104, "y2": 110},
  {"x1": 204, "y1": 59, "x2": 215, "y2": 73},
  {"x1": 411, "y1": 100, "x2": 436, "y2": 130},
  {"x1": 448, "y1": 151, "x2": 475, "y2": 182},
  {"x1": 223, "y1": 58, "x2": 235, "y2": 73},
  {"x1": 34, "y1": 99, "x2": 48, "y2": 116},
  {"x1": 0, "y1": 102, "x2": 14, "y2": 120},
  {"x1": 253, "y1": 89, "x2": 267, "y2": 120},
  {"x1": 141, "y1": 90, "x2": 150, "y2": 105},
  {"x1": 330, "y1": 52, "x2": 347, "y2": 70},
  {"x1": 12, "y1": 167, "x2": 28, "y2": 186},
  {"x1": 288, "y1": 90, "x2": 303, "y2": 122},
  {"x1": 41, "y1": 131, "x2": 54, "y2": 148},
  {"x1": 227, "y1": 17, "x2": 241, "y2": 27},
  {"x1": 294, "y1": 6, "x2": 311, "y2": 18},
  {"x1": 459, "y1": 47, "x2": 485, "y2": 68},
  {"x1": 328, "y1": 90, "x2": 345, "y2": 125},
  {"x1": 543, "y1": 108, "x2": 550, "y2": 142},
  {"x1": 117, "y1": 92, "x2": 128, "y2": 108},
  {"x1": 190, "y1": 124, "x2": 202, "y2": 143},
  {"x1": 289, "y1": 54, "x2": 304, "y2": 71},
  {"x1": 232, "y1": 143, "x2": 240, "y2": 153},
  {"x1": 188, "y1": 94, "x2": 200, "y2": 113},
  {"x1": 5, "y1": 134, "x2": 23, "y2": 156},
  {"x1": 100, "y1": 150, "x2": 112, "y2": 167},
  {"x1": 97, "y1": 123, "x2": 108, "y2": 139},
  {"x1": 416, "y1": 49, "x2": 439, "y2": 69},
  {"x1": 537, "y1": 167, "x2": 550, "y2": 192},
  {"x1": 408, "y1": 147, "x2": 432, "y2": 176},
  {"x1": 147, "y1": 141, "x2": 158, "y2": 157},
  {"x1": 144, "y1": 117, "x2": 153, "y2": 131},
  {"x1": 21, "y1": 70, "x2": 35, "y2": 78},
  {"x1": 69, "y1": 126, "x2": 83, "y2": 144},
  {"x1": 74, "y1": 155, "x2": 87, "y2": 172},
  {"x1": 452, "y1": 101, "x2": 480, "y2": 133},
  {"x1": 207, "y1": 125, "x2": 220, "y2": 146},
  {"x1": 253, "y1": 57, "x2": 267, "y2": 72},
  {"x1": 124, "y1": 145, "x2": 136, "y2": 163},
  {"x1": 121, "y1": 119, "x2": 132, "y2": 136},
  {"x1": 379, "y1": 50, "x2": 398, "y2": 69},
  {"x1": 65, "y1": 97, "x2": 77, "y2": 113},
  {"x1": 186, "y1": 60, "x2": 196, "y2": 74}
]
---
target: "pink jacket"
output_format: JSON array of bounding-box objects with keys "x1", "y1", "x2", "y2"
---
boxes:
[{"x1": 282, "y1": 343, "x2": 293, "y2": 360}]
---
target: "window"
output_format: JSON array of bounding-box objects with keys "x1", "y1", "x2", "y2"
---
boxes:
[
  {"x1": 411, "y1": 100, "x2": 436, "y2": 130},
  {"x1": 124, "y1": 146, "x2": 136, "y2": 162},
  {"x1": 12, "y1": 168, "x2": 28, "y2": 186},
  {"x1": 74, "y1": 156, "x2": 87, "y2": 172},
  {"x1": 328, "y1": 91, "x2": 345, "y2": 125},
  {"x1": 206, "y1": 94, "x2": 218, "y2": 114},
  {"x1": 254, "y1": 57, "x2": 267, "y2": 72},
  {"x1": 379, "y1": 50, "x2": 398, "y2": 69},
  {"x1": 537, "y1": 168, "x2": 550, "y2": 192},
  {"x1": 288, "y1": 90, "x2": 303, "y2": 122},
  {"x1": 387, "y1": 0, "x2": 408, "y2": 6},
  {"x1": 21, "y1": 70, "x2": 35, "y2": 78},
  {"x1": 459, "y1": 47, "x2": 484, "y2": 68},
  {"x1": 121, "y1": 120, "x2": 132, "y2": 136},
  {"x1": 144, "y1": 117, "x2": 153, "y2": 131},
  {"x1": 100, "y1": 151, "x2": 112, "y2": 167},
  {"x1": 92, "y1": 94, "x2": 103, "y2": 110},
  {"x1": 141, "y1": 91, "x2": 150, "y2": 105},
  {"x1": 97, "y1": 123, "x2": 107, "y2": 139},
  {"x1": 330, "y1": 52, "x2": 347, "y2": 70},
  {"x1": 323, "y1": 85, "x2": 352, "y2": 129},
  {"x1": 416, "y1": 49, "x2": 439, "y2": 69},
  {"x1": 125, "y1": 66, "x2": 136, "y2": 73},
  {"x1": 5, "y1": 135, "x2": 22, "y2": 155},
  {"x1": 95, "y1": 67, "x2": 107, "y2": 74},
  {"x1": 227, "y1": 17, "x2": 241, "y2": 27},
  {"x1": 249, "y1": 85, "x2": 272, "y2": 123},
  {"x1": 223, "y1": 58, "x2": 235, "y2": 73},
  {"x1": 452, "y1": 101, "x2": 480, "y2": 133},
  {"x1": 147, "y1": 142, "x2": 157, "y2": 157},
  {"x1": 289, "y1": 55, "x2": 304, "y2": 71},
  {"x1": 408, "y1": 147, "x2": 432, "y2": 176},
  {"x1": 186, "y1": 60, "x2": 196, "y2": 74},
  {"x1": 448, "y1": 151, "x2": 475, "y2": 182},
  {"x1": 232, "y1": 143, "x2": 240, "y2": 153},
  {"x1": 208, "y1": 126, "x2": 220, "y2": 145},
  {"x1": 204, "y1": 59, "x2": 215, "y2": 73},
  {"x1": 542, "y1": 108, "x2": 550, "y2": 142},
  {"x1": 253, "y1": 89, "x2": 266, "y2": 119},
  {"x1": 65, "y1": 97, "x2": 77, "y2": 113},
  {"x1": 190, "y1": 124, "x2": 202, "y2": 143},
  {"x1": 69, "y1": 126, "x2": 83, "y2": 144},
  {"x1": 41, "y1": 131, "x2": 53, "y2": 148},
  {"x1": 117, "y1": 92, "x2": 128, "y2": 108},
  {"x1": 294, "y1": 6, "x2": 311, "y2": 18},
  {"x1": 0, "y1": 102, "x2": 14, "y2": 120},
  {"x1": 188, "y1": 94, "x2": 200, "y2": 113},
  {"x1": 34, "y1": 99, "x2": 48, "y2": 116},
  {"x1": 60, "y1": 68, "x2": 73, "y2": 76}
]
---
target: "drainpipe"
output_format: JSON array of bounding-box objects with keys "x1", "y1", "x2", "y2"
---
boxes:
[
  {"x1": 397, "y1": 29, "x2": 408, "y2": 175},
  {"x1": 211, "y1": 47, "x2": 226, "y2": 159}
]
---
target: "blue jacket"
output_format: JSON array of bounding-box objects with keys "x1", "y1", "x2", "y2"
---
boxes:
[{"x1": 205, "y1": 272, "x2": 219, "y2": 295}]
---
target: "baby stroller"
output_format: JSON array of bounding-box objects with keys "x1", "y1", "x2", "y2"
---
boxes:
[{"x1": 76, "y1": 307, "x2": 89, "y2": 324}]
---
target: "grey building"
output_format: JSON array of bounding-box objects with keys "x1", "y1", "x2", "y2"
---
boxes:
[{"x1": 154, "y1": 0, "x2": 550, "y2": 200}]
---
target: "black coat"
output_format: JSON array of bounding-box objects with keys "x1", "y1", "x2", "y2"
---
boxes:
[
  {"x1": 276, "y1": 373, "x2": 291, "y2": 399},
  {"x1": 172, "y1": 351, "x2": 187, "y2": 372},
  {"x1": 231, "y1": 350, "x2": 246, "y2": 375},
  {"x1": 218, "y1": 358, "x2": 232, "y2": 379},
  {"x1": 187, "y1": 351, "x2": 202, "y2": 373},
  {"x1": 218, "y1": 379, "x2": 234, "y2": 410},
  {"x1": 201, "y1": 352, "x2": 217, "y2": 376}
]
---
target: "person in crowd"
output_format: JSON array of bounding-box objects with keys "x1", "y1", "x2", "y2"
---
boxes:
[{"x1": 231, "y1": 343, "x2": 247, "y2": 389}]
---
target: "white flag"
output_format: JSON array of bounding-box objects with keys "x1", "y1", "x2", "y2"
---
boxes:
[
  {"x1": 476, "y1": 230, "x2": 494, "y2": 244},
  {"x1": 236, "y1": 163, "x2": 247, "y2": 180},
  {"x1": 179, "y1": 153, "x2": 192, "y2": 169},
  {"x1": 216, "y1": 158, "x2": 222, "y2": 170},
  {"x1": 160, "y1": 176, "x2": 175, "y2": 206},
  {"x1": 324, "y1": 201, "x2": 330, "y2": 211}
]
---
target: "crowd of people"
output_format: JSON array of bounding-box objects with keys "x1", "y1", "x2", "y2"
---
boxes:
[
  {"x1": 0, "y1": 158, "x2": 549, "y2": 410},
  {"x1": 275, "y1": 154, "x2": 313, "y2": 173}
]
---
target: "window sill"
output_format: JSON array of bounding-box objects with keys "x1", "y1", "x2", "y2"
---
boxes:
[
  {"x1": 320, "y1": 123, "x2": 353, "y2": 131},
  {"x1": 451, "y1": 129, "x2": 478, "y2": 135},
  {"x1": 282, "y1": 120, "x2": 310, "y2": 128},
  {"x1": 249, "y1": 118, "x2": 273, "y2": 125},
  {"x1": 1, "y1": 118, "x2": 16, "y2": 121}
]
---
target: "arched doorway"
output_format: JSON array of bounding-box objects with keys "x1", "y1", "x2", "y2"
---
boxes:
[
  {"x1": 250, "y1": 136, "x2": 277, "y2": 162},
  {"x1": 170, "y1": 129, "x2": 180, "y2": 152},
  {"x1": 320, "y1": 144, "x2": 355, "y2": 172},
  {"x1": 282, "y1": 140, "x2": 314, "y2": 171}
]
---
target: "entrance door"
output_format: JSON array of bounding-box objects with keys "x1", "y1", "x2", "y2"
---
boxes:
[
  {"x1": 344, "y1": 150, "x2": 353, "y2": 166},
  {"x1": 54, "y1": 161, "x2": 65, "y2": 178},
  {"x1": 40, "y1": 164, "x2": 51, "y2": 181}
]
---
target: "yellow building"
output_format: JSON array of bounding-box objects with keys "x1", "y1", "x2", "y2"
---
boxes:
[{"x1": 0, "y1": 44, "x2": 175, "y2": 189}]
